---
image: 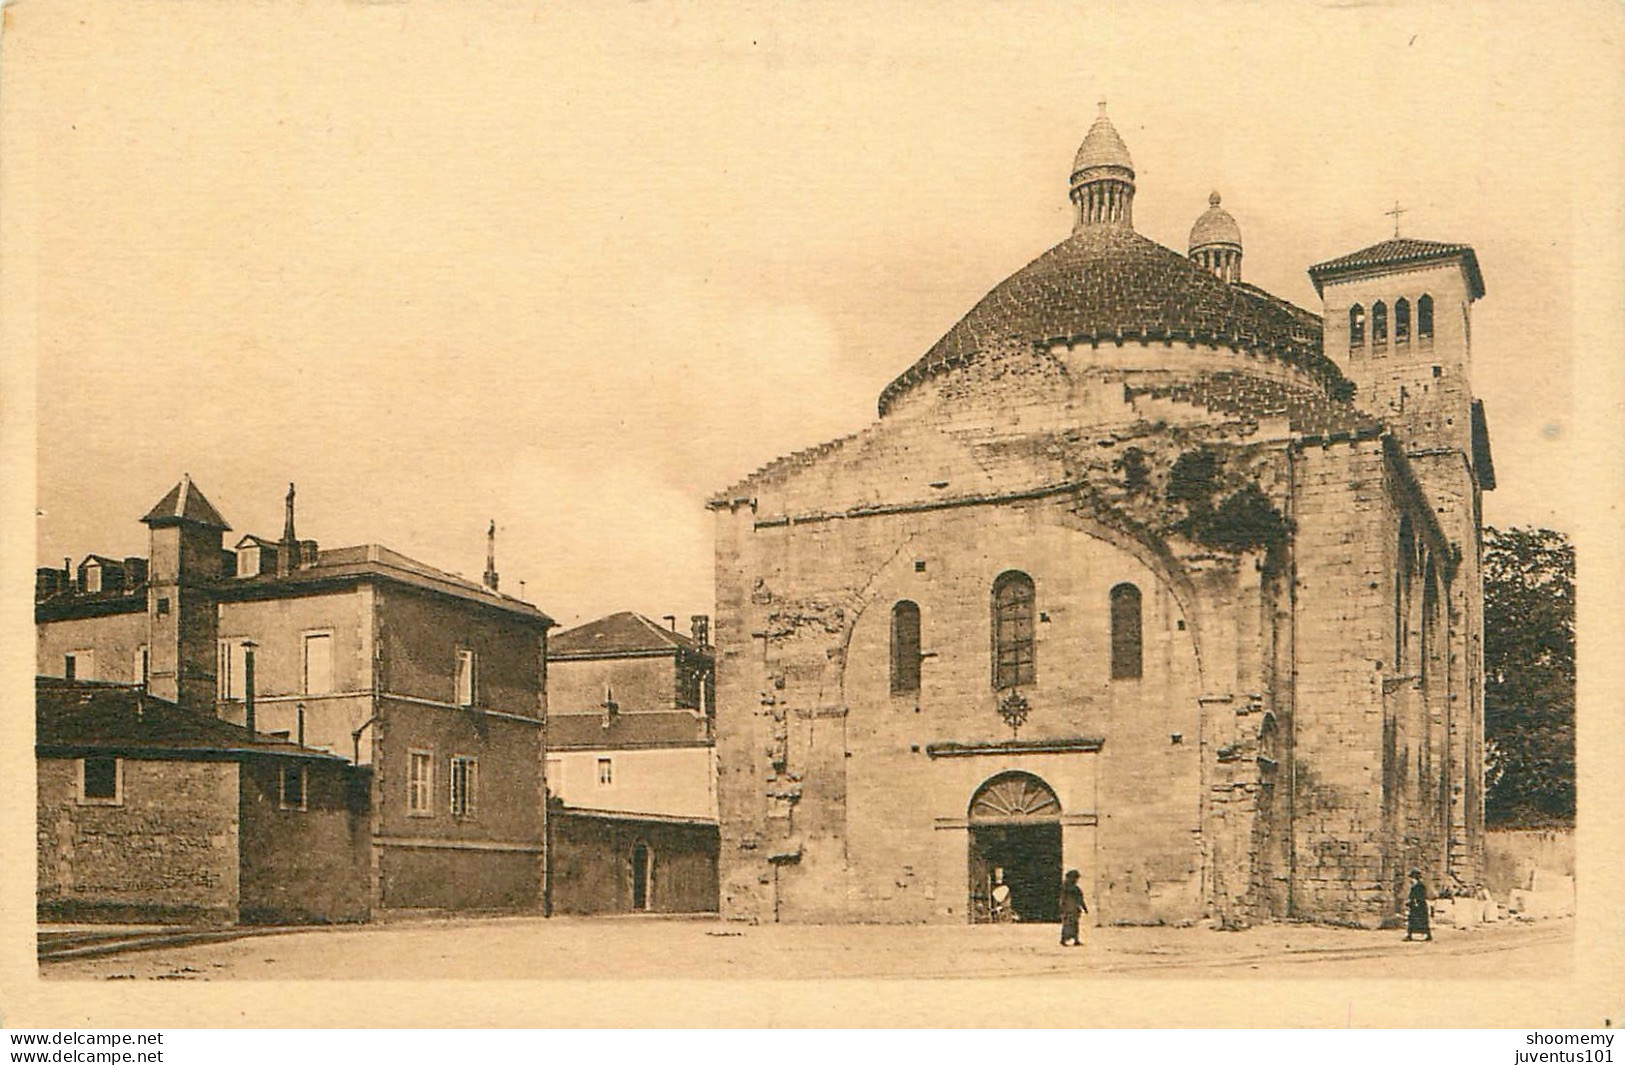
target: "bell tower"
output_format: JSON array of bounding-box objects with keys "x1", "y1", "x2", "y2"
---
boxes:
[
  {"x1": 141, "y1": 475, "x2": 230, "y2": 711},
  {"x1": 1308, "y1": 233, "x2": 1486, "y2": 464},
  {"x1": 1309, "y1": 234, "x2": 1493, "y2": 887}
]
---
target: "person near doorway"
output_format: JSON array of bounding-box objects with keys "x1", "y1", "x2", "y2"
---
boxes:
[
  {"x1": 1059, "y1": 869, "x2": 1087, "y2": 946},
  {"x1": 1404, "y1": 869, "x2": 1432, "y2": 942},
  {"x1": 990, "y1": 867, "x2": 1013, "y2": 923}
]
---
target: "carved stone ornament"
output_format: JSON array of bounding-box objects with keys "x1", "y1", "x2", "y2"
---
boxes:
[{"x1": 997, "y1": 689, "x2": 1031, "y2": 734}]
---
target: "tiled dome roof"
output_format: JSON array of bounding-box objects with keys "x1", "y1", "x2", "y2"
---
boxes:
[
  {"x1": 878, "y1": 224, "x2": 1340, "y2": 416},
  {"x1": 1189, "y1": 192, "x2": 1242, "y2": 251},
  {"x1": 1072, "y1": 111, "x2": 1133, "y2": 174}
]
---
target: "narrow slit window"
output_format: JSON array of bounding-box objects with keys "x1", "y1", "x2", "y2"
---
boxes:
[
  {"x1": 890, "y1": 600, "x2": 922, "y2": 695},
  {"x1": 1418, "y1": 294, "x2": 1434, "y2": 339},
  {"x1": 1348, "y1": 304, "x2": 1365, "y2": 347},
  {"x1": 1372, "y1": 301, "x2": 1388, "y2": 344},
  {"x1": 1395, "y1": 298, "x2": 1411, "y2": 342}
]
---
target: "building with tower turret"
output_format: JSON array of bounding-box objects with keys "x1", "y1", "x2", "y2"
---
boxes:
[
  {"x1": 36, "y1": 478, "x2": 554, "y2": 921},
  {"x1": 708, "y1": 107, "x2": 1491, "y2": 928}
]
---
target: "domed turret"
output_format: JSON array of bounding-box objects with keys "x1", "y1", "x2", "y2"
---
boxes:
[
  {"x1": 1070, "y1": 102, "x2": 1135, "y2": 231},
  {"x1": 1188, "y1": 192, "x2": 1243, "y2": 283}
]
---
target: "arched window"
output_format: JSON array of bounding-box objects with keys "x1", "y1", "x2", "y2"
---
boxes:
[
  {"x1": 1109, "y1": 583, "x2": 1142, "y2": 680},
  {"x1": 1395, "y1": 297, "x2": 1411, "y2": 342},
  {"x1": 890, "y1": 600, "x2": 922, "y2": 695},
  {"x1": 1418, "y1": 294, "x2": 1434, "y2": 339},
  {"x1": 1348, "y1": 304, "x2": 1366, "y2": 348},
  {"x1": 1372, "y1": 301, "x2": 1388, "y2": 344},
  {"x1": 991, "y1": 571, "x2": 1036, "y2": 690}
]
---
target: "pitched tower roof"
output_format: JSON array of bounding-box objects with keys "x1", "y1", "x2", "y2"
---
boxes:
[
  {"x1": 140, "y1": 475, "x2": 230, "y2": 530},
  {"x1": 1307, "y1": 238, "x2": 1485, "y2": 299}
]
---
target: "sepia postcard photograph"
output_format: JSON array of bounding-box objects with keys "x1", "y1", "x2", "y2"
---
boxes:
[{"x1": 1, "y1": 0, "x2": 1620, "y2": 1034}]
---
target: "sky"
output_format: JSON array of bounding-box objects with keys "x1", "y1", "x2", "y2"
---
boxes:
[{"x1": 9, "y1": 0, "x2": 1617, "y2": 630}]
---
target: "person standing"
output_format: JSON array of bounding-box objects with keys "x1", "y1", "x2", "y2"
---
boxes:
[
  {"x1": 1404, "y1": 869, "x2": 1432, "y2": 942},
  {"x1": 990, "y1": 867, "x2": 1013, "y2": 923},
  {"x1": 1059, "y1": 869, "x2": 1087, "y2": 946}
]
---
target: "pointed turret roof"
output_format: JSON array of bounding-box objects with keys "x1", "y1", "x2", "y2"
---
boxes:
[
  {"x1": 140, "y1": 475, "x2": 230, "y2": 530},
  {"x1": 1072, "y1": 103, "x2": 1133, "y2": 174}
]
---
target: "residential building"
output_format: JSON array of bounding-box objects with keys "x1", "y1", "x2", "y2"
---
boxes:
[{"x1": 36, "y1": 478, "x2": 554, "y2": 917}]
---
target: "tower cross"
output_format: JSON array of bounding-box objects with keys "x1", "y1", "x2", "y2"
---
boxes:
[{"x1": 1385, "y1": 200, "x2": 1407, "y2": 237}]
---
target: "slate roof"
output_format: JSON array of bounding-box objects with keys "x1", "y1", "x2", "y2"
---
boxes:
[
  {"x1": 140, "y1": 475, "x2": 230, "y2": 530},
  {"x1": 550, "y1": 612, "x2": 699, "y2": 658},
  {"x1": 878, "y1": 224, "x2": 1341, "y2": 416},
  {"x1": 220, "y1": 543, "x2": 552, "y2": 625},
  {"x1": 547, "y1": 710, "x2": 711, "y2": 750},
  {"x1": 36, "y1": 677, "x2": 345, "y2": 761},
  {"x1": 1307, "y1": 238, "x2": 1485, "y2": 300}
]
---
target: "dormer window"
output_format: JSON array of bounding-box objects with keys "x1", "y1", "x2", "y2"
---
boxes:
[
  {"x1": 237, "y1": 543, "x2": 261, "y2": 578},
  {"x1": 83, "y1": 561, "x2": 102, "y2": 594},
  {"x1": 1348, "y1": 304, "x2": 1365, "y2": 348}
]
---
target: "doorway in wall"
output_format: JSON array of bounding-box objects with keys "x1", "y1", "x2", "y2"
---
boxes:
[
  {"x1": 967, "y1": 771, "x2": 1063, "y2": 923},
  {"x1": 631, "y1": 842, "x2": 653, "y2": 912}
]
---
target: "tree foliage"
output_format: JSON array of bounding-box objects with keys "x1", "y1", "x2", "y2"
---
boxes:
[{"x1": 1482, "y1": 526, "x2": 1574, "y2": 827}]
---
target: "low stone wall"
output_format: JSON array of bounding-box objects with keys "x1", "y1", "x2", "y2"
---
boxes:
[
  {"x1": 550, "y1": 810, "x2": 719, "y2": 915},
  {"x1": 1485, "y1": 827, "x2": 1574, "y2": 917}
]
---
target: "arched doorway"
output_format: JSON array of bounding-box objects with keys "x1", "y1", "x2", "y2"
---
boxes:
[
  {"x1": 968, "y1": 772, "x2": 1063, "y2": 923},
  {"x1": 631, "y1": 842, "x2": 653, "y2": 912}
]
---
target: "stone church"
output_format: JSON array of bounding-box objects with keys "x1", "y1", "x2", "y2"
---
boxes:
[{"x1": 708, "y1": 107, "x2": 1491, "y2": 928}]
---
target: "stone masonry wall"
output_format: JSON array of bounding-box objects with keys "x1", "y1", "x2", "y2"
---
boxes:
[{"x1": 38, "y1": 757, "x2": 240, "y2": 924}]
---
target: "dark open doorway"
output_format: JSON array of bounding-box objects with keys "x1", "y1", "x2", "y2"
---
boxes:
[
  {"x1": 966, "y1": 771, "x2": 1064, "y2": 923},
  {"x1": 969, "y1": 822, "x2": 1062, "y2": 923},
  {"x1": 631, "y1": 842, "x2": 652, "y2": 911}
]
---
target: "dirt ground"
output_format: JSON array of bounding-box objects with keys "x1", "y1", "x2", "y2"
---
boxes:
[{"x1": 40, "y1": 913, "x2": 1573, "y2": 982}]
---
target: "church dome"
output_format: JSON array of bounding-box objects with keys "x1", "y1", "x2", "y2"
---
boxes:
[
  {"x1": 1189, "y1": 192, "x2": 1242, "y2": 252},
  {"x1": 1072, "y1": 109, "x2": 1134, "y2": 175},
  {"x1": 877, "y1": 224, "x2": 1336, "y2": 416}
]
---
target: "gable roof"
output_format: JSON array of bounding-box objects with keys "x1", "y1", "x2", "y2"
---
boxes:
[
  {"x1": 547, "y1": 710, "x2": 711, "y2": 750},
  {"x1": 550, "y1": 612, "x2": 697, "y2": 658},
  {"x1": 141, "y1": 475, "x2": 231, "y2": 531},
  {"x1": 1307, "y1": 238, "x2": 1485, "y2": 300},
  {"x1": 36, "y1": 678, "x2": 345, "y2": 762}
]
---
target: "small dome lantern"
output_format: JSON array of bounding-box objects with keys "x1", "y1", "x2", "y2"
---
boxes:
[
  {"x1": 1070, "y1": 102, "x2": 1136, "y2": 232},
  {"x1": 1188, "y1": 191, "x2": 1243, "y2": 283}
]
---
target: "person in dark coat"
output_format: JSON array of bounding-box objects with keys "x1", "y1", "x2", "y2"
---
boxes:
[
  {"x1": 1404, "y1": 869, "x2": 1432, "y2": 941},
  {"x1": 1059, "y1": 869, "x2": 1087, "y2": 946}
]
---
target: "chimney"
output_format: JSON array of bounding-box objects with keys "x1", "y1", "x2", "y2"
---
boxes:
[
  {"x1": 483, "y1": 520, "x2": 500, "y2": 592},
  {"x1": 62, "y1": 557, "x2": 71, "y2": 594},
  {"x1": 690, "y1": 614, "x2": 710, "y2": 647},
  {"x1": 278, "y1": 483, "x2": 297, "y2": 577},
  {"x1": 242, "y1": 640, "x2": 258, "y2": 734},
  {"x1": 662, "y1": 615, "x2": 676, "y2": 631}
]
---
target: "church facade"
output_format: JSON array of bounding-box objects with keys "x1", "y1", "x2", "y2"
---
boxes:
[{"x1": 708, "y1": 108, "x2": 1491, "y2": 928}]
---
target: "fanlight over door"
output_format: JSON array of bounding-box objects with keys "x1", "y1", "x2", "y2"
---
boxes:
[{"x1": 969, "y1": 771, "x2": 1062, "y2": 821}]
